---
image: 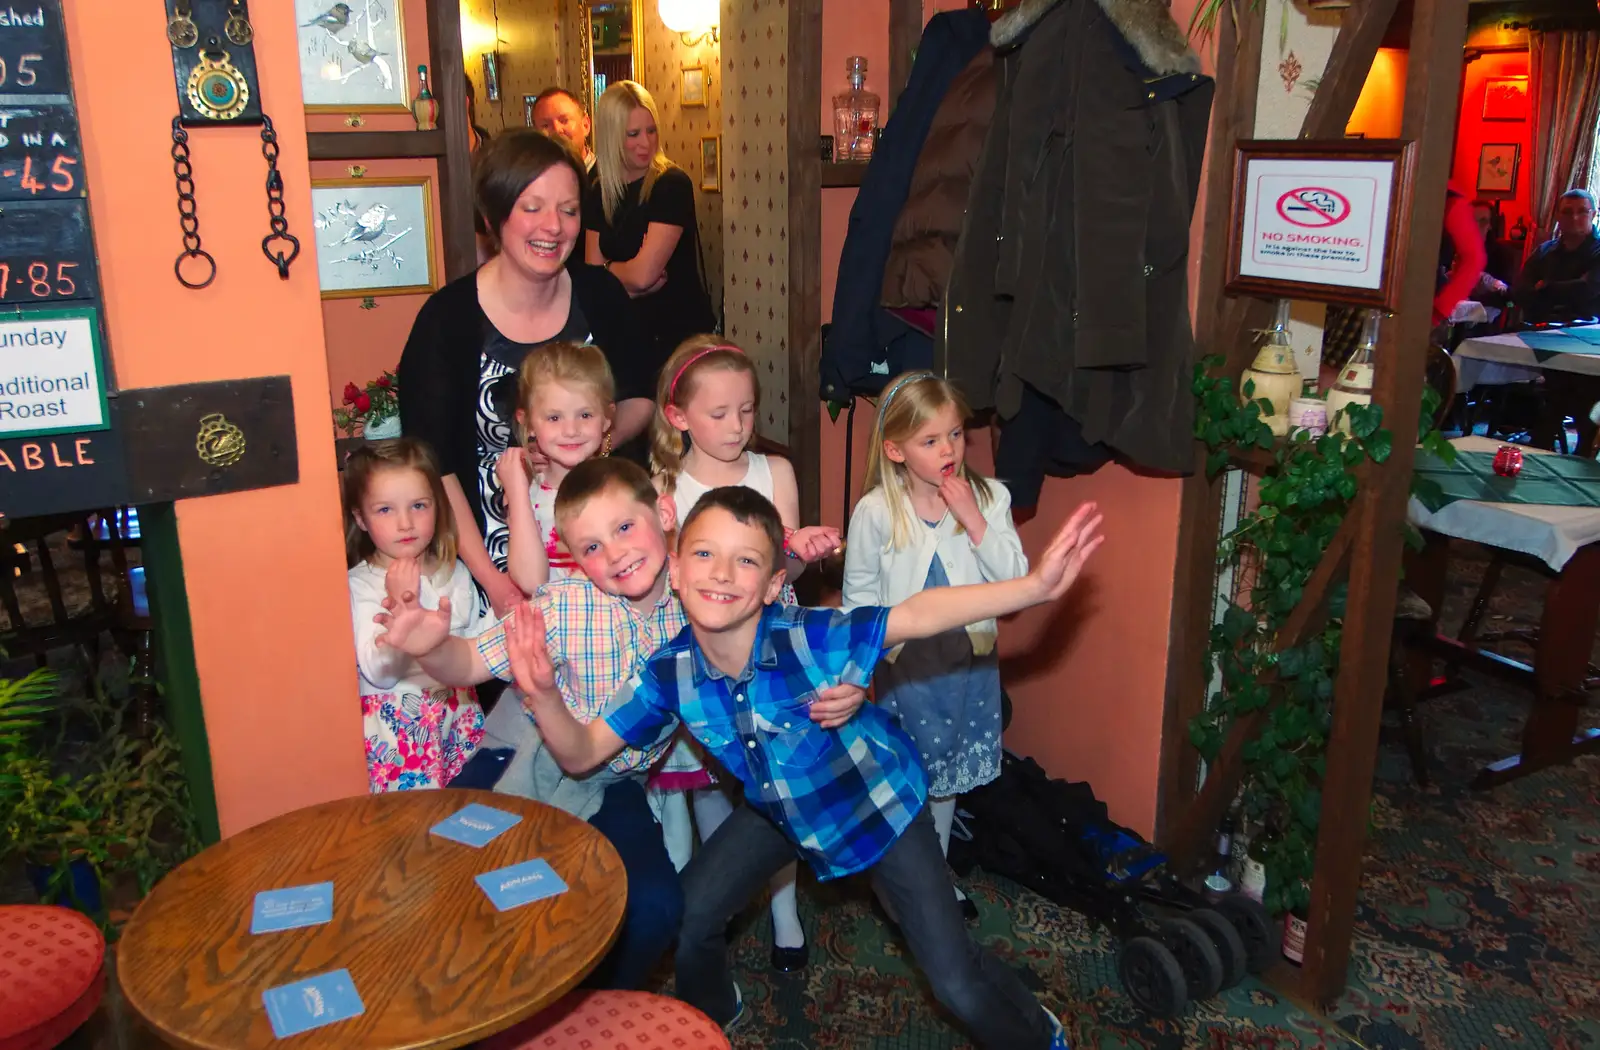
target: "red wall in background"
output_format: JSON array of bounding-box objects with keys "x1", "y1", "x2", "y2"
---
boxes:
[{"x1": 1452, "y1": 50, "x2": 1533, "y2": 237}]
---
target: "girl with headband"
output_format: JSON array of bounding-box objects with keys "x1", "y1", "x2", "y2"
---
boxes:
[
  {"x1": 647, "y1": 333, "x2": 842, "y2": 973},
  {"x1": 842, "y1": 371, "x2": 1028, "y2": 923}
]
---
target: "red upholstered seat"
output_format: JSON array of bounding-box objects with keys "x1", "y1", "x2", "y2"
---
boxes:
[
  {"x1": 0, "y1": 905, "x2": 107, "y2": 1050},
  {"x1": 480, "y1": 989, "x2": 731, "y2": 1050}
]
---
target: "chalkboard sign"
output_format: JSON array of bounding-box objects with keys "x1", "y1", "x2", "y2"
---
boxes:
[
  {"x1": 0, "y1": 198, "x2": 96, "y2": 303},
  {"x1": 0, "y1": 3, "x2": 73, "y2": 98},
  {"x1": 0, "y1": 102, "x2": 82, "y2": 201},
  {"x1": 0, "y1": 401, "x2": 130, "y2": 520}
]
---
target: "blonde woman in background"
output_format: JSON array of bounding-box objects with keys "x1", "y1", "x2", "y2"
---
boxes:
[{"x1": 585, "y1": 81, "x2": 716, "y2": 381}]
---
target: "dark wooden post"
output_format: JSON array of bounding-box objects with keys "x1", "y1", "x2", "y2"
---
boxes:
[
  {"x1": 888, "y1": 0, "x2": 922, "y2": 111},
  {"x1": 788, "y1": 0, "x2": 824, "y2": 526},
  {"x1": 1301, "y1": 0, "x2": 1468, "y2": 1005},
  {"x1": 428, "y1": 0, "x2": 478, "y2": 281}
]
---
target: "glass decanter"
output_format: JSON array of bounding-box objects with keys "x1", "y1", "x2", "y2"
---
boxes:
[{"x1": 832, "y1": 56, "x2": 879, "y2": 162}]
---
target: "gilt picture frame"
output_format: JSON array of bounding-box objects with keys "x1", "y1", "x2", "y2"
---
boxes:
[
  {"x1": 297, "y1": 0, "x2": 412, "y2": 113},
  {"x1": 311, "y1": 176, "x2": 439, "y2": 299},
  {"x1": 700, "y1": 135, "x2": 721, "y2": 193},
  {"x1": 681, "y1": 65, "x2": 707, "y2": 108}
]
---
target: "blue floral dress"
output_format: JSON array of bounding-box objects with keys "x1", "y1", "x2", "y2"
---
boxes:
[{"x1": 873, "y1": 550, "x2": 1003, "y2": 797}]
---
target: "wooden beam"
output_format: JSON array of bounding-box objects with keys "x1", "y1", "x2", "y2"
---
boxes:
[
  {"x1": 787, "y1": 0, "x2": 824, "y2": 526},
  {"x1": 1301, "y1": 0, "x2": 1469, "y2": 1007},
  {"x1": 888, "y1": 0, "x2": 923, "y2": 113},
  {"x1": 822, "y1": 162, "x2": 868, "y2": 188},
  {"x1": 1160, "y1": 0, "x2": 1406, "y2": 846},
  {"x1": 1163, "y1": 513, "x2": 1356, "y2": 873},
  {"x1": 1156, "y1": 0, "x2": 1264, "y2": 845},
  {"x1": 1300, "y1": 0, "x2": 1402, "y2": 139},
  {"x1": 306, "y1": 131, "x2": 447, "y2": 161},
  {"x1": 427, "y1": 0, "x2": 477, "y2": 282}
]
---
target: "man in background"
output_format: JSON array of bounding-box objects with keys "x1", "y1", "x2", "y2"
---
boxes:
[
  {"x1": 532, "y1": 87, "x2": 595, "y2": 173},
  {"x1": 1514, "y1": 189, "x2": 1600, "y2": 324}
]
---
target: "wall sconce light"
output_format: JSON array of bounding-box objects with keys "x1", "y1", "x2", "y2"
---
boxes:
[{"x1": 659, "y1": 0, "x2": 719, "y2": 46}]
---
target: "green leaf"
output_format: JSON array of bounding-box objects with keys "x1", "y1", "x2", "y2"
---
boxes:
[
  {"x1": 1206, "y1": 449, "x2": 1230, "y2": 477},
  {"x1": 826, "y1": 399, "x2": 848, "y2": 423},
  {"x1": 1220, "y1": 601, "x2": 1257, "y2": 644},
  {"x1": 1367, "y1": 429, "x2": 1393, "y2": 463}
]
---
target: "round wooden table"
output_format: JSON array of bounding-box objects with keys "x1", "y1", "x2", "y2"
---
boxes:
[{"x1": 119, "y1": 790, "x2": 625, "y2": 1049}]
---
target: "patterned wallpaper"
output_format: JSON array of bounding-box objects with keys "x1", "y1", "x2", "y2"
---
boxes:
[
  {"x1": 721, "y1": 0, "x2": 789, "y2": 442},
  {"x1": 635, "y1": 4, "x2": 724, "y2": 323},
  {"x1": 461, "y1": 0, "x2": 561, "y2": 135}
]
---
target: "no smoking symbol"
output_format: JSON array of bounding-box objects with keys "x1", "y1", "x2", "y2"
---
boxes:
[{"x1": 1276, "y1": 187, "x2": 1351, "y2": 228}]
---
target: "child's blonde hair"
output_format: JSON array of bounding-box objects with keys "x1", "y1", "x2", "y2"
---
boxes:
[
  {"x1": 862, "y1": 371, "x2": 995, "y2": 550},
  {"x1": 513, "y1": 340, "x2": 616, "y2": 447},
  {"x1": 650, "y1": 334, "x2": 759, "y2": 491},
  {"x1": 342, "y1": 437, "x2": 458, "y2": 571}
]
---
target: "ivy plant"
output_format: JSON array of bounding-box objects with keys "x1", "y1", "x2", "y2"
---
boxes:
[{"x1": 1187, "y1": 356, "x2": 1448, "y2": 916}]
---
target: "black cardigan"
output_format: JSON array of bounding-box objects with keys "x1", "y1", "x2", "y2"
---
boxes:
[{"x1": 397, "y1": 265, "x2": 652, "y2": 532}]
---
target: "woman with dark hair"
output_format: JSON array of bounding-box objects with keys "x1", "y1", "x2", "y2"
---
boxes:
[{"x1": 398, "y1": 130, "x2": 654, "y2": 616}]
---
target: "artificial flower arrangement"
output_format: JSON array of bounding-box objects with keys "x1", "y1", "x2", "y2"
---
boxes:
[{"x1": 334, "y1": 371, "x2": 401, "y2": 438}]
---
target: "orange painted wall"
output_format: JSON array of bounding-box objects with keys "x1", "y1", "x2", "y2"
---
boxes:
[
  {"x1": 1347, "y1": 48, "x2": 1408, "y2": 139},
  {"x1": 64, "y1": 4, "x2": 367, "y2": 836},
  {"x1": 1452, "y1": 49, "x2": 1533, "y2": 233},
  {"x1": 817, "y1": 0, "x2": 1207, "y2": 837}
]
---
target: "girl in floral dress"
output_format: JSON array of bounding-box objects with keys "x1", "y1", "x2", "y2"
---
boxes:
[{"x1": 347, "y1": 438, "x2": 495, "y2": 791}]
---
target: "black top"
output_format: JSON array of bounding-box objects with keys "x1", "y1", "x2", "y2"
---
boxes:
[
  {"x1": 397, "y1": 265, "x2": 653, "y2": 533},
  {"x1": 1514, "y1": 229, "x2": 1600, "y2": 323},
  {"x1": 584, "y1": 166, "x2": 716, "y2": 369}
]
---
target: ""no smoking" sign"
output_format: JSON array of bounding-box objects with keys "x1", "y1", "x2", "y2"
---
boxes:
[{"x1": 1275, "y1": 187, "x2": 1351, "y2": 228}]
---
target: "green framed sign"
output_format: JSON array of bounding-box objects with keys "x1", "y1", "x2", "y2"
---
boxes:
[{"x1": 0, "y1": 303, "x2": 111, "y2": 440}]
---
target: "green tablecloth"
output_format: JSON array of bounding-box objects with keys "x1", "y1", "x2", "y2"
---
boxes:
[
  {"x1": 1519, "y1": 328, "x2": 1600, "y2": 358},
  {"x1": 1412, "y1": 449, "x2": 1600, "y2": 512}
]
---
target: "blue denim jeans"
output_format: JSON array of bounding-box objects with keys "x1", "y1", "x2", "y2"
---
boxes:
[
  {"x1": 675, "y1": 803, "x2": 1054, "y2": 1049},
  {"x1": 449, "y1": 754, "x2": 681, "y2": 990}
]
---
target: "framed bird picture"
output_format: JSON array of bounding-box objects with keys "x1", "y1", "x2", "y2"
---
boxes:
[
  {"x1": 297, "y1": 0, "x2": 411, "y2": 112},
  {"x1": 311, "y1": 176, "x2": 440, "y2": 298}
]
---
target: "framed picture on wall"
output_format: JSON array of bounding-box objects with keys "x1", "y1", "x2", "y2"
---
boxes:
[
  {"x1": 1476, "y1": 143, "x2": 1521, "y2": 198},
  {"x1": 1482, "y1": 77, "x2": 1529, "y2": 121},
  {"x1": 681, "y1": 65, "x2": 707, "y2": 108},
  {"x1": 700, "y1": 135, "x2": 721, "y2": 192},
  {"x1": 297, "y1": 0, "x2": 411, "y2": 112},
  {"x1": 1225, "y1": 138, "x2": 1417, "y2": 311},
  {"x1": 311, "y1": 177, "x2": 439, "y2": 298}
]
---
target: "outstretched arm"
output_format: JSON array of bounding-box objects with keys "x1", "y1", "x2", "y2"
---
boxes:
[
  {"x1": 505, "y1": 602, "x2": 628, "y2": 774},
  {"x1": 884, "y1": 502, "x2": 1102, "y2": 648},
  {"x1": 373, "y1": 557, "x2": 494, "y2": 685}
]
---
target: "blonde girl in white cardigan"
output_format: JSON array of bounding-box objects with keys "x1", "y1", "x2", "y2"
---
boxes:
[{"x1": 842, "y1": 371, "x2": 1028, "y2": 919}]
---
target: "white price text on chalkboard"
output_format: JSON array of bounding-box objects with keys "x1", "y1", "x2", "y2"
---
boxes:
[{"x1": 0, "y1": 306, "x2": 108, "y2": 438}]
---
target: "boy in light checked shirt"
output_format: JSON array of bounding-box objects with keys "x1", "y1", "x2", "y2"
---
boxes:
[
  {"x1": 373, "y1": 459, "x2": 868, "y2": 991},
  {"x1": 497, "y1": 485, "x2": 1102, "y2": 1049}
]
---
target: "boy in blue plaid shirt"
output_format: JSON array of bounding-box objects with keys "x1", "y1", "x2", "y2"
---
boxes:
[{"x1": 502, "y1": 485, "x2": 1102, "y2": 1049}]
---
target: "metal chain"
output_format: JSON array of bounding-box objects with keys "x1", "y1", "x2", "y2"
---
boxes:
[
  {"x1": 259, "y1": 115, "x2": 300, "y2": 279},
  {"x1": 171, "y1": 116, "x2": 216, "y2": 290}
]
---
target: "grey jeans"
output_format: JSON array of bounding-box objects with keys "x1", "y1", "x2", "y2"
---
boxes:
[{"x1": 674, "y1": 803, "x2": 1056, "y2": 1049}]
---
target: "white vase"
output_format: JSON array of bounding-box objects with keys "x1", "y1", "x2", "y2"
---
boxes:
[
  {"x1": 363, "y1": 414, "x2": 402, "y2": 440},
  {"x1": 1241, "y1": 300, "x2": 1300, "y2": 437},
  {"x1": 1326, "y1": 363, "x2": 1374, "y2": 435}
]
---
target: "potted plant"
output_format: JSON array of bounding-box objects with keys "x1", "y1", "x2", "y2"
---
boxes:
[
  {"x1": 334, "y1": 370, "x2": 401, "y2": 439},
  {"x1": 0, "y1": 660, "x2": 200, "y2": 921}
]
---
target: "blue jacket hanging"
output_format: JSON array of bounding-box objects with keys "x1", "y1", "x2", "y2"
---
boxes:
[{"x1": 819, "y1": 7, "x2": 991, "y2": 402}]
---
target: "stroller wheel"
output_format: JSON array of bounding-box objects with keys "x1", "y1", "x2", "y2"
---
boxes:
[
  {"x1": 1159, "y1": 917, "x2": 1224, "y2": 1001},
  {"x1": 1216, "y1": 894, "x2": 1277, "y2": 974},
  {"x1": 1188, "y1": 908, "x2": 1248, "y2": 989},
  {"x1": 1118, "y1": 936, "x2": 1188, "y2": 1017}
]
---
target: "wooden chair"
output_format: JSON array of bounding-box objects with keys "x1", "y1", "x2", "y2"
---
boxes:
[{"x1": 0, "y1": 513, "x2": 119, "y2": 667}]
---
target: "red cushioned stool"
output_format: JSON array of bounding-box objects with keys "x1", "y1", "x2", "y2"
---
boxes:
[
  {"x1": 479, "y1": 989, "x2": 731, "y2": 1050},
  {"x1": 0, "y1": 905, "x2": 108, "y2": 1050}
]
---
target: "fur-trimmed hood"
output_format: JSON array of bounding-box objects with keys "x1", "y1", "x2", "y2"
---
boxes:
[{"x1": 992, "y1": 0, "x2": 1202, "y2": 76}]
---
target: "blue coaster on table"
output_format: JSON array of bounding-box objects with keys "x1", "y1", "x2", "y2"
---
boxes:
[
  {"x1": 262, "y1": 969, "x2": 365, "y2": 1037},
  {"x1": 475, "y1": 858, "x2": 569, "y2": 911},
  {"x1": 430, "y1": 803, "x2": 522, "y2": 848},
  {"x1": 250, "y1": 882, "x2": 333, "y2": 934}
]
